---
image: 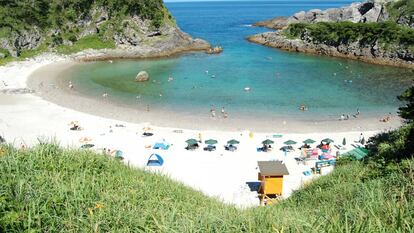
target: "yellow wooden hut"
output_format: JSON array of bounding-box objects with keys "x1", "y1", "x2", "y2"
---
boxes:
[{"x1": 257, "y1": 161, "x2": 289, "y2": 205}]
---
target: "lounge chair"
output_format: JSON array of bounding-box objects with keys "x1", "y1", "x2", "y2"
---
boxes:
[
  {"x1": 142, "y1": 132, "x2": 154, "y2": 137},
  {"x1": 186, "y1": 144, "x2": 199, "y2": 150},
  {"x1": 225, "y1": 144, "x2": 237, "y2": 152},
  {"x1": 204, "y1": 145, "x2": 216, "y2": 151}
]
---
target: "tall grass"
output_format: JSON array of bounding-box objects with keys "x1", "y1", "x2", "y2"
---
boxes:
[{"x1": 0, "y1": 143, "x2": 413, "y2": 232}]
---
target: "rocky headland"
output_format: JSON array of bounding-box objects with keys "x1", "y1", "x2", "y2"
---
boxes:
[
  {"x1": 249, "y1": 0, "x2": 414, "y2": 68},
  {"x1": 0, "y1": 1, "x2": 211, "y2": 63}
]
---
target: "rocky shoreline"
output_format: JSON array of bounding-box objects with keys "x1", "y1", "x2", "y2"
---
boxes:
[
  {"x1": 247, "y1": 31, "x2": 414, "y2": 69},
  {"x1": 0, "y1": 5, "x2": 211, "y2": 62},
  {"x1": 73, "y1": 32, "x2": 211, "y2": 62},
  {"x1": 249, "y1": 0, "x2": 414, "y2": 69}
]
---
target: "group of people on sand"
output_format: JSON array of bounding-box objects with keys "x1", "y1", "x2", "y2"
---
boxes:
[
  {"x1": 69, "y1": 80, "x2": 110, "y2": 99},
  {"x1": 339, "y1": 108, "x2": 360, "y2": 121},
  {"x1": 210, "y1": 106, "x2": 228, "y2": 119},
  {"x1": 379, "y1": 112, "x2": 393, "y2": 123}
]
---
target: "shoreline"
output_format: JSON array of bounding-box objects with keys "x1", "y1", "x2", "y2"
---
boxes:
[
  {"x1": 71, "y1": 43, "x2": 211, "y2": 63},
  {"x1": 0, "y1": 54, "x2": 402, "y2": 207},
  {"x1": 247, "y1": 33, "x2": 414, "y2": 70},
  {"x1": 26, "y1": 59, "x2": 403, "y2": 134}
]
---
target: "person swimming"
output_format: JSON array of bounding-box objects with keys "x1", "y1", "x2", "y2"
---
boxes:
[
  {"x1": 210, "y1": 106, "x2": 216, "y2": 118},
  {"x1": 299, "y1": 104, "x2": 308, "y2": 111}
]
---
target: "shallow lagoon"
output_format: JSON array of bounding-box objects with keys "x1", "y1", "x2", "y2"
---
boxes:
[{"x1": 65, "y1": 1, "x2": 414, "y2": 120}]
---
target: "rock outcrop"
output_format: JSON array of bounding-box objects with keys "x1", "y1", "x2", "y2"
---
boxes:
[
  {"x1": 0, "y1": 5, "x2": 211, "y2": 60},
  {"x1": 135, "y1": 71, "x2": 150, "y2": 82},
  {"x1": 254, "y1": 0, "x2": 396, "y2": 30},
  {"x1": 249, "y1": 0, "x2": 414, "y2": 68},
  {"x1": 248, "y1": 31, "x2": 414, "y2": 68}
]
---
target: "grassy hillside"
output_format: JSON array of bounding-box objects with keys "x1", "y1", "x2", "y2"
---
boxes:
[{"x1": 1, "y1": 122, "x2": 413, "y2": 232}]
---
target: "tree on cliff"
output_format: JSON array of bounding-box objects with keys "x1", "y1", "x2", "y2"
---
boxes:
[{"x1": 398, "y1": 85, "x2": 414, "y2": 122}]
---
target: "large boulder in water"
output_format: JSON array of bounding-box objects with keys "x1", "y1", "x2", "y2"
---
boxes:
[{"x1": 135, "y1": 71, "x2": 149, "y2": 82}]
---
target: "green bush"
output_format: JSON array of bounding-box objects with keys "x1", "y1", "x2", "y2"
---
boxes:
[
  {"x1": 387, "y1": 0, "x2": 414, "y2": 22},
  {"x1": 285, "y1": 21, "x2": 414, "y2": 49}
]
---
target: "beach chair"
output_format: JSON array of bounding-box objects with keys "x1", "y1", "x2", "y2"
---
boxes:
[
  {"x1": 225, "y1": 144, "x2": 237, "y2": 152},
  {"x1": 186, "y1": 144, "x2": 199, "y2": 151},
  {"x1": 204, "y1": 145, "x2": 216, "y2": 152}
]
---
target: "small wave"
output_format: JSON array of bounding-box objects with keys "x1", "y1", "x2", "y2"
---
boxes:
[{"x1": 241, "y1": 24, "x2": 252, "y2": 27}]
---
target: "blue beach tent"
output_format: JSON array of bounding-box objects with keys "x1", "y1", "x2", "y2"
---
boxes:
[
  {"x1": 147, "y1": 154, "x2": 164, "y2": 166},
  {"x1": 153, "y1": 142, "x2": 170, "y2": 150}
]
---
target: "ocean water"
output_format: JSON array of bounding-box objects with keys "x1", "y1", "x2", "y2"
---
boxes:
[{"x1": 66, "y1": 1, "x2": 414, "y2": 120}]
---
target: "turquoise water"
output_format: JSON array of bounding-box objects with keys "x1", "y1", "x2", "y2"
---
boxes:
[{"x1": 67, "y1": 1, "x2": 414, "y2": 120}]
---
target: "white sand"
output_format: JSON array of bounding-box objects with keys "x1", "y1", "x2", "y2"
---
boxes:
[{"x1": 0, "y1": 55, "x2": 398, "y2": 207}]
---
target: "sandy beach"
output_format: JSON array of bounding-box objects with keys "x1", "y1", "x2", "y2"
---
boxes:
[
  {"x1": 26, "y1": 60, "x2": 402, "y2": 133},
  {"x1": 0, "y1": 54, "x2": 402, "y2": 207}
]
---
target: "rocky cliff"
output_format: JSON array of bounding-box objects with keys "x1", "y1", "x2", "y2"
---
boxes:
[
  {"x1": 249, "y1": 0, "x2": 414, "y2": 68},
  {"x1": 254, "y1": 0, "x2": 413, "y2": 30},
  {"x1": 248, "y1": 30, "x2": 414, "y2": 68},
  {"x1": 0, "y1": 1, "x2": 210, "y2": 60}
]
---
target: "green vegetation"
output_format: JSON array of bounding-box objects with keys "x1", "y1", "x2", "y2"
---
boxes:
[
  {"x1": 386, "y1": 0, "x2": 414, "y2": 22},
  {"x1": 0, "y1": 0, "x2": 168, "y2": 33},
  {"x1": 0, "y1": 0, "x2": 175, "y2": 65},
  {"x1": 285, "y1": 21, "x2": 414, "y2": 49},
  {"x1": 57, "y1": 35, "x2": 115, "y2": 55},
  {"x1": 398, "y1": 85, "x2": 414, "y2": 123},
  {"x1": 0, "y1": 138, "x2": 413, "y2": 232},
  {"x1": 1, "y1": 83, "x2": 414, "y2": 232}
]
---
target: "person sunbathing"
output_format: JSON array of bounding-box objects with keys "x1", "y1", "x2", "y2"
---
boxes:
[
  {"x1": 70, "y1": 123, "x2": 81, "y2": 131},
  {"x1": 380, "y1": 116, "x2": 391, "y2": 122}
]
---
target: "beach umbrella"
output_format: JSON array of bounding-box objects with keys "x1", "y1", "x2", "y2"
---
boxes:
[
  {"x1": 186, "y1": 139, "x2": 198, "y2": 145},
  {"x1": 342, "y1": 137, "x2": 347, "y2": 146},
  {"x1": 262, "y1": 139, "x2": 274, "y2": 145},
  {"x1": 303, "y1": 139, "x2": 316, "y2": 144},
  {"x1": 205, "y1": 139, "x2": 218, "y2": 145},
  {"x1": 322, "y1": 138, "x2": 334, "y2": 144},
  {"x1": 227, "y1": 139, "x2": 240, "y2": 145},
  {"x1": 284, "y1": 140, "x2": 297, "y2": 145}
]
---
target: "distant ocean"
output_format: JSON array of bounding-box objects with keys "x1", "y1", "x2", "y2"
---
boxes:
[{"x1": 65, "y1": 1, "x2": 414, "y2": 120}]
